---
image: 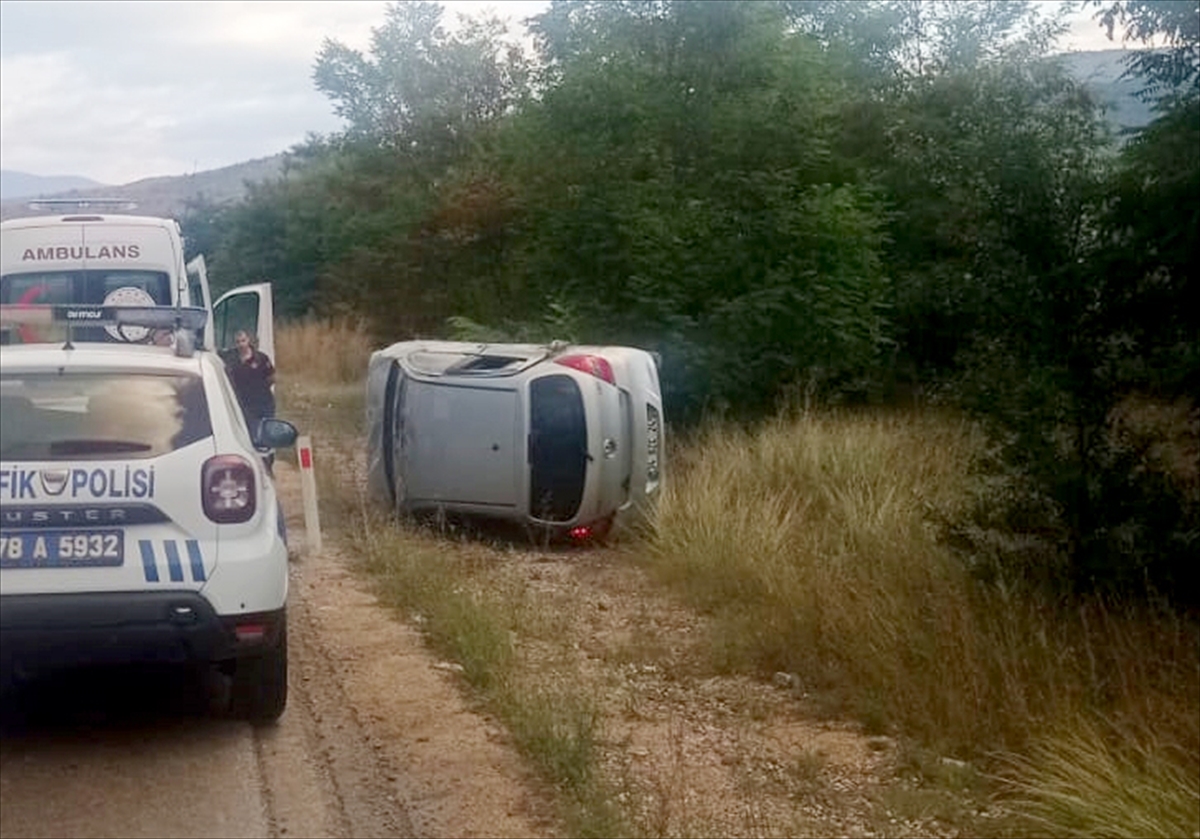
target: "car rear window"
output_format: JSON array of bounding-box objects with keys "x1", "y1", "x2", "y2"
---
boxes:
[
  {"x1": 0, "y1": 373, "x2": 212, "y2": 461},
  {"x1": 0, "y1": 270, "x2": 171, "y2": 345},
  {"x1": 0, "y1": 270, "x2": 170, "y2": 306}
]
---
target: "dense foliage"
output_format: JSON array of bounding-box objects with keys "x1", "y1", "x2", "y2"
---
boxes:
[{"x1": 184, "y1": 0, "x2": 1198, "y2": 605}]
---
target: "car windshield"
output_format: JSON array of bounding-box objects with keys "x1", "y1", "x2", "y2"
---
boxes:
[{"x1": 0, "y1": 373, "x2": 212, "y2": 461}]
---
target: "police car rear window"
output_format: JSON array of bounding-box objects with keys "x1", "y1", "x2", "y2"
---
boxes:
[{"x1": 0, "y1": 373, "x2": 212, "y2": 461}]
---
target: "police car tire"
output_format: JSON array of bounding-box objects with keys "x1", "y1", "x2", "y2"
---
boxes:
[{"x1": 231, "y1": 622, "x2": 288, "y2": 724}]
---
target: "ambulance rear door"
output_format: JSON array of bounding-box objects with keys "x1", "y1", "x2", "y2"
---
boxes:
[{"x1": 186, "y1": 256, "x2": 214, "y2": 349}]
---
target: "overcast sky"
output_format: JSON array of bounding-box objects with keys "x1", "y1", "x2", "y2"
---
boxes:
[{"x1": 0, "y1": 0, "x2": 1136, "y2": 186}]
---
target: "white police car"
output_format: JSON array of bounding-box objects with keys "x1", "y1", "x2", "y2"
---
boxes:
[{"x1": 0, "y1": 305, "x2": 297, "y2": 722}]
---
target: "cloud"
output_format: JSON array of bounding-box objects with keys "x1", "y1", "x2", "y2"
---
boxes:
[
  {"x1": 0, "y1": 1, "x2": 390, "y2": 182},
  {"x1": 1, "y1": 1, "x2": 1129, "y2": 185},
  {"x1": 0, "y1": 0, "x2": 548, "y2": 184}
]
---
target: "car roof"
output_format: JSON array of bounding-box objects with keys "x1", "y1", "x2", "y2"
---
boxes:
[
  {"x1": 0, "y1": 214, "x2": 178, "y2": 229},
  {"x1": 0, "y1": 342, "x2": 209, "y2": 375}
]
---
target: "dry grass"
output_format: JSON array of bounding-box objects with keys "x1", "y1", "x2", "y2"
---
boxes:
[
  {"x1": 278, "y1": 319, "x2": 1200, "y2": 838},
  {"x1": 649, "y1": 410, "x2": 992, "y2": 746},
  {"x1": 648, "y1": 407, "x2": 1200, "y2": 837},
  {"x1": 341, "y1": 507, "x2": 627, "y2": 836},
  {"x1": 995, "y1": 717, "x2": 1200, "y2": 839},
  {"x1": 275, "y1": 316, "x2": 374, "y2": 386}
]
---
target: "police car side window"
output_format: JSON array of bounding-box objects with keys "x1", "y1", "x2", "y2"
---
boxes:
[{"x1": 213, "y1": 362, "x2": 256, "y2": 450}]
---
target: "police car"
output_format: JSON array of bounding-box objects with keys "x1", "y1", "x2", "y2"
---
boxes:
[{"x1": 0, "y1": 304, "x2": 297, "y2": 722}]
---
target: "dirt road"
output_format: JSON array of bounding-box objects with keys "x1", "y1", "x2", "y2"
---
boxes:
[{"x1": 0, "y1": 463, "x2": 556, "y2": 839}]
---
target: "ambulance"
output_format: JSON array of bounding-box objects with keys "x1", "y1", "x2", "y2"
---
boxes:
[{"x1": 0, "y1": 200, "x2": 274, "y2": 359}]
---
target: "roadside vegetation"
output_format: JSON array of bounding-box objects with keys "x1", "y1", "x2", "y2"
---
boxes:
[
  {"x1": 276, "y1": 322, "x2": 1198, "y2": 838},
  {"x1": 207, "y1": 1, "x2": 1197, "y2": 835},
  {"x1": 276, "y1": 331, "x2": 627, "y2": 836},
  {"x1": 651, "y1": 409, "x2": 1198, "y2": 837}
]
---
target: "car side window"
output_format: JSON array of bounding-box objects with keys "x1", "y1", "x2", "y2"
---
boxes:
[{"x1": 211, "y1": 360, "x2": 256, "y2": 450}]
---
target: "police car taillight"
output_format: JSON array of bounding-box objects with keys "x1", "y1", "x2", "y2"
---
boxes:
[
  {"x1": 202, "y1": 455, "x2": 257, "y2": 523},
  {"x1": 555, "y1": 354, "x2": 615, "y2": 384}
]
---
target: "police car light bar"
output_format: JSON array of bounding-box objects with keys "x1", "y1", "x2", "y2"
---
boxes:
[
  {"x1": 0, "y1": 304, "x2": 208, "y2": 331},
  {"x1": 26, "y1": 198, "x2": 138, "y2": 212}
]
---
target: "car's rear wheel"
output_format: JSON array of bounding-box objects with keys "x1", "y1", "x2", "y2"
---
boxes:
[{"x1": 230, "y1": 622, "x2": 288, "y2": 724}]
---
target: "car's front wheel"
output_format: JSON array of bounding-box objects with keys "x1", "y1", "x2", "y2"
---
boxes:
[{"x1": 230, "y1": 621, "x2": 288, "y2": 724}]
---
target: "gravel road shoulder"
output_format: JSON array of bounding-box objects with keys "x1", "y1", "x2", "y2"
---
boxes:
[{"x1": 275, "y1": 462, "x2": 561, "y2": 838}]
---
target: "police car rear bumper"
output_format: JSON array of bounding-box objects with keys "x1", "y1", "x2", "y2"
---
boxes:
[{"x1": 0, "y1": 591, "x2": 285, "y2": 684}]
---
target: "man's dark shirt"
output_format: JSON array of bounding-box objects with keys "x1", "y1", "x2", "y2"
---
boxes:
[{"x1": 227, "y1": 349, "x2": 276, "y2": 425}]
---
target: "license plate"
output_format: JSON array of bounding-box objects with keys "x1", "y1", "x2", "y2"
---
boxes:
[
  {"x1": 0, "y1": 529, "x2": 125, "y2": 568},
  {"x1": 646, "y1": 405, "x2": 661, "y2": 483}
]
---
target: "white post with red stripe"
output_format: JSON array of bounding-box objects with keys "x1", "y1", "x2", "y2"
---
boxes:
[{"x1": 296, "y1": 434, "x2": 322, "y2": 555}]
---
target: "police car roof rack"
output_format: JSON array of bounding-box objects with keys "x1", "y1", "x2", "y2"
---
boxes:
[
  {"x1": 0, "y1": 304, "x2": 207, "y2": 358},
  {"x1": 26, "y1": 198, "x2": 138, "y2": 213}
]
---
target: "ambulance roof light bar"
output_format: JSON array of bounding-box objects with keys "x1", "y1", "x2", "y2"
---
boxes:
[
  {"x1": 26, "y1": 198, "x2": 138, "y2": 213},
  {"x1": 0, "y1": 304, "x2": 207, "y2": 357}
]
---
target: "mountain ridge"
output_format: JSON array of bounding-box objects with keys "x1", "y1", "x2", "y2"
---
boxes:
[
  {"x1": 0, "y1": 171, "x2": 108, "y2": 200},
  {"x1": 0, "y1": 154, "x2": 286, "y2": 222}
]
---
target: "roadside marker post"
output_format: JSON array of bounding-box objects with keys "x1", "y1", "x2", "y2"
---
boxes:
[{"x1": 296, "y1": 435, "x2": 323, "y2": 555}]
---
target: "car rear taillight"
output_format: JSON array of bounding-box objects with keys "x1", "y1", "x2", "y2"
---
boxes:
[
  {"x1": 202, "y1": 455, "x2": 257, "y2": 523},
  {"x1": 555, "y1": 354, "x2": 615, "y2": 384},
  {"x1": 234, "y1": 623, "x2": 267, "y2": 643}
]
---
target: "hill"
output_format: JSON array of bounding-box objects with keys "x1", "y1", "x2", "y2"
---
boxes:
[
  {"x1": 0, "y1": 171, "x2": 108, "y2": 200},
  {"x1": 0, "y1": 154, "x2": 286, "y2": 222},
  {"x1": 1057, "y1": 48, "x2": 1159, "y2": 135}
]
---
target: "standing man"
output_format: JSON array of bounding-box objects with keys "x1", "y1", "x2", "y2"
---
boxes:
[{"x1": 226, "y1": 329, "x2": 276, "y2": 438}]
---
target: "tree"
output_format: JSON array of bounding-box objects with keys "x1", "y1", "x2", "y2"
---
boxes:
[
  {"x1": 313, "y1": 1, "x2": 531, "y2": 159},
  {"x1": 784, "y1": 1, "x2": 1066, "y2": 85},
  {"x1": 1090, "y1": 0, "x2": 1200, "y2": 101},
  {"x1": 516, "y1": 1, "x2": 892, "y2": 416}
]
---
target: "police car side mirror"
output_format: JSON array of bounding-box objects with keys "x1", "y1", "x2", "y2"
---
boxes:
[{"x1": 255, "y1": 418, "x2": 298, "y2": 449}]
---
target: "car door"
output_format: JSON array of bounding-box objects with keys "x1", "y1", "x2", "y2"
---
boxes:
[
  {"x1": 212, "y1": 283, "x2": 274, "y2": 364},
  {"x1": 185, "y1": 256, "x2": 213, "y2": 349}
]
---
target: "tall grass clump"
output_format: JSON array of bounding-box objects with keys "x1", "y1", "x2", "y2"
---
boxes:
[
  {"x1": 996, "y1": 716, "x2": 1200, "y2": 839},
  {"x1": 650, "y1": 408, "x2": 992, "y2": 747},
  {"x1": 274, "y1": 318, "x2": 372, "y2": 443},
  {"x1": 275, "y1": 316, "x2": 373, "y2": 385},
  {"x1": 648, "y1": 407, "x2": 1200, "y2": 827}
]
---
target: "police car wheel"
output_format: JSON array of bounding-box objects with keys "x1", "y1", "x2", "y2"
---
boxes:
[{"x1": 231, "y1": 622, "x2": 288, "y2": 724}]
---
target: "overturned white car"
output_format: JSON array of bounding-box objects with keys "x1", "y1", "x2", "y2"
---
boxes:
[{"x1": 366, "y1": 341, "x2": 663, "y2": 541}]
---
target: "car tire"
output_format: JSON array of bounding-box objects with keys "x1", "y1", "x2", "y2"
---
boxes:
[{"x1": 231, "y1": 621, "x2": 288, "y2": 724}]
